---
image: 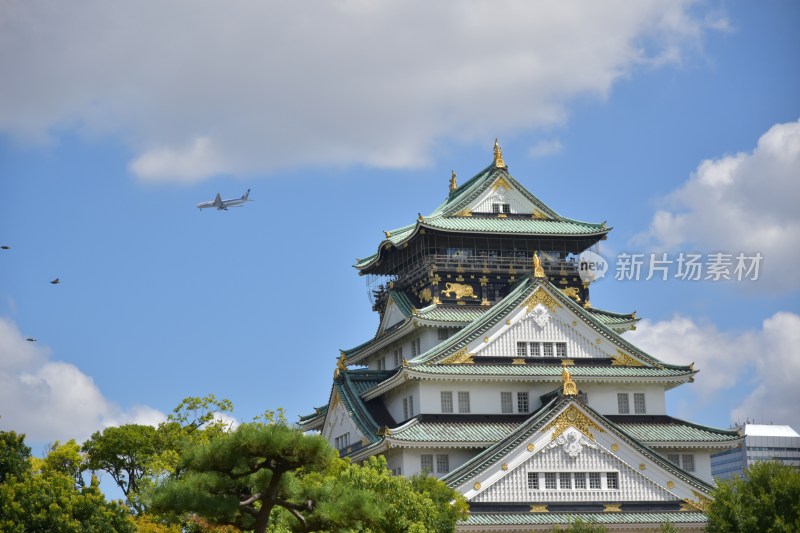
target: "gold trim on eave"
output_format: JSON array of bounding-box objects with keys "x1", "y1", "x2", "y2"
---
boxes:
[{"x1": 541, "y1": 405, "x2": 605, "y2": 441}]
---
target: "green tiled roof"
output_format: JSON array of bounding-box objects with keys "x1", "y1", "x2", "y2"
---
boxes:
[
  {"x1": 610, "y1": 417, "x2": 740, "y2": 443},
  {"x1": 417, "y1": 305, "x2": 488, "y2": 323},
  {"x1": 390, "y1": 418, "x2": 521, "y2": 443},
  {"x1": 462, "y1": 512, "x2": 707, "y2": 527},
  {"x1": 585, "y1": 307, "x2": 637, "y2": 326},
  {"x1": 332, "y1": 370, "x2": 395, "y2": 443},
  {"x1": 298, "y1": 404, "x2": 328, "y2": 422},
  {"x1": 355, "y1": 163, "x2": 607, "y2": 269},
  {"x1": 410, "y1": 365, "x2": 693, "y2": 378}
]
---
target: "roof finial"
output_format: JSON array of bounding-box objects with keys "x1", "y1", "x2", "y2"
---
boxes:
[
  {"x1": 449, "y1": 170, "x2": 458, "y2": 192},
  {"x1": 493, "y1": 139, "x2": 506, "y2": 169},
  {"x1": 562, "y1": 361, "x2": 578, "y2": 396}
]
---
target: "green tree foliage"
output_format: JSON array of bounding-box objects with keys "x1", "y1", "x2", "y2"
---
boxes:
[
  {"x1": 0, "y1": 431, "x2": 133, "y2": 533},
  {"x1": 0, "y1": 430, "x2": 30, "y2": 483},
  {"x1": 706, "y1": 460, "x2": 800, "y2": 533},
  {"x1": 152, "y1": 423, "x2": 468, "y2": 533},
  {"x1": 151, "y1": 422, "x2": 342, "y2": 532},
  {"x1": 82, "y1": 394, "x2": 235, "y2": 514}
]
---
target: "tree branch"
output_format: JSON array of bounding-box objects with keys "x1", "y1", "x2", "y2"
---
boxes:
[{"x1": 239, "y1": 493, "x2": 262, "y2": 507}]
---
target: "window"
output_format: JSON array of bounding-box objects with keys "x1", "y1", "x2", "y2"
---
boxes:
[
  {"x1": 492, "y1": 203, "x2": 511, "y2": 214},
  {"x1": 441, "y1": 391, "x2": 453, "y2": 413},
  {"x1": 411, "y1": 338, "x2": 421, "y2": 357},
  {"x1": 545, "y1": 472, "x2": 557, "y2": 490},
  {"x1": 421, "y1": 455, "x2": 433, "y2": 474},
  {"x1": 458, "y1": 391, "x2": 471, "y2": 413},
  {"x1": 667, "y1": 453, "x2": 680, "y2": 466},
  {"x1": 617, "y1": 393, "x2": 630, "y2": 414},
  {"x1": 559, "y1": 473, "x2": 572, "y2": 490},
  {"x1": 556, "y1": 342, "x2": 567, "y2": 358},
  {"x1": 501, "y1": 392, "x2": 513, "y2": 413},
  {"x1": 543, "y1": 343, "x2": 554, "y2": 357},
  {"x1": 682, "y1": 454, "x2": 695, "y2": 472},
  {"x1": 391, "y1": 467, "x2": 402, "y2": 476},
  {"x1": 517, "y1": 392, "x2": 529, "y2": 413},
  {"x1": 377, "y1": 357, "x2": 386, "y2": 370},
  {"x1": 529, "y1": 342, "x2": 541, "y2": 357},
  {"x1": 517, "y1": 342, "x2": 528, "y2": 357},
  {"x1": 393, "y1": 347, "x2": 403, "y2": 367},
  {"x1": 438, "y1": 328, "x2": 450, "y2": 340},
  {"x1": 574, "y1": 472, "x2": 587, "y2": 489},
  {"x1": 634, "y1": 393, "x2": 646, "y2": 414},
  {"x1": 334, "y1": 433, "x2": 350, "y2": 450},
  {"x1": 606, "y1": 472, "x2": 619, "y2": 489},
  {"x1": 403, "y1": 396, "x2": 414, "y2": 419},
  {"x1": 589, "y1": 472, "x2": 601, "y2": 489},
  {"x1": 436, "y1": 454, "x2": 450, "y2": 473},
  {"x1": 527, "y1": 472, "x2": 539, "y2": 490}
]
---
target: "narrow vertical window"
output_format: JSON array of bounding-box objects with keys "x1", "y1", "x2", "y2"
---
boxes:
[
  {"x1": 517, "y1": 392, "x2": 529, "y2": 413},
  {"x1": 617, "y1": 393, "x2": 630, "y2": 414},
  {"x1": 545, "y1": 473, "x2": 557, "y2": 490},
  {"x1": 438, "y1": 328, "x2": 449, "y2": 340},
  {"x1": 559, "y1": 472, "x2": 572, "y2": 490},
  {"x1": 394, "y1": 349, "x2": 401, "y2": 366},
  {"x1": 529, "y1": 342, "x2": 541, "y2": 357},
  {"x1": 589, "y1": 472, "x2": 601, "y2": 489},
  {"x1": 527, "y1": 472, "x2": 539, "y2": 490},
  {"x1": 458, "y1": 391, "x2": 471, "y2": 413},
  {"x1": 667, "y1": 453, "x2": 680, "y2": 466},
  {"x1": 403, "y1": 398, "x2": 409, "y2": 419},
  {"x1": 606, "y1": 472, "x2": 619, "y2": 489},
  {"x1": 436, "y1": 454, "x2": 450, "y2": 473},
  {"x1": 574, "y1": 472, "x2": 587, "y2": 489},
  {"x1": 421, "y1": 455, "x2": 433, "y2": 474},
  {"x1": 682, "y1": 454, "x2": 695, "y2": 472},
  {"x1": 441, "y1": 391, "x2": 453, "y2": 413},
  {"x1": 415, "y1": 338, "x2": 421, "y2": 356},
  {"x1": 634, "y1": 393, "x2": 646, "y2": 414},
  {"x1": 543, "y1": 343, "x2": 554, "y2": 357},
  {"x1": 501, "y1": 392, "x2": 513, "y2": 413},
  {"x1": 556, "y1": 342, "x2": 567, "y2": 358},
  {"x1": 517, "y1": 342, "x2": 528, "y2": 357},
  {"x1": 502, "y1": 204, "x2": 510, "y2": 214},
  {"x1": 492, "y1": 203, "x2": 500, "y2": 213},
  {"x1": 408, "y1": 395, "x2": 414, "y2": 417}
]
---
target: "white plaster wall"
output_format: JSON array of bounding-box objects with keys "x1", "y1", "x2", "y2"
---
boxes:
[
  {"x1": 580, "y1": 384, "x2": 666, "y2": 416},
  {"x1": 417, "y1": 380, "x2": 555, "y2": 415},
  {"x1": 655, "y1": 448, "x2": 714, "y2": 485},
  {"x1": 396, "y1": 447, "x2": 478, "y2": 478},
  {"x1": 322, "y1": 401, "x2": 364, "y2": 447},
  {"x1": 384, "y1": 383, "x2": 419, "y2": 423}
]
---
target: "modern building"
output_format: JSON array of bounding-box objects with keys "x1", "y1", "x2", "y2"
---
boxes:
[
  {"x1": 711, "y1": 423, "x2": 800, "y2": 481},
  {"x1": 300, "y1": 142, "x2": 741, "y2": 531}
]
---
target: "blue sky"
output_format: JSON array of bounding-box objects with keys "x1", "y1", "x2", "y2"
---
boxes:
[{"x1": 1, "y1": 1, "x2": 799, "y2": 456}]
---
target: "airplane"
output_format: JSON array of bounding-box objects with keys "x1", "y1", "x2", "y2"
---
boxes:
[{"x1": 197, "y1": 189, "x2": 252, "y2": 210}]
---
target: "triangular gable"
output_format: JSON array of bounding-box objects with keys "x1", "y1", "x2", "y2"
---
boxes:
[
  {"x1": 445, "y1": 397, "x2": 713, "y2": 510},
  {"x1": 412, "y1": 279, "x2": 668, "y2": 369},
  {"x1": 460, "y1": 175, "x2": 552, "y2": 218},
  {"x1": 321, "y1": 388, "x2": 368, "y2": 449},
  {"x1": 378, "y1": 293, "x2": 409, "y2": 335}
]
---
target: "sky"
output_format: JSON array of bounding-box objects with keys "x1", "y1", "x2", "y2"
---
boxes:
[{"x1": 1, "y1": 0, "x2": 799, "y2": 458}]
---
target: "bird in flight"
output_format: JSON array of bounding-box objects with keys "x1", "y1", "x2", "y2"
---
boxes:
[
  {"x1": 1, "y1": 245, "x2": 9, "y2": 250},
  {"x1": 26, "y1": 338, "x2": 36, "y2": 342},
  {"x1": 50, "y1": 278, "x2": 60, "y2": 284}
]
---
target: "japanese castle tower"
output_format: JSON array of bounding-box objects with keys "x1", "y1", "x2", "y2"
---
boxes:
[{"x1": 300, "y1": 142, "x2": 740, "y2": 531}]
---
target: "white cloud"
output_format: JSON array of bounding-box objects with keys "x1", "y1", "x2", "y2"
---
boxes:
[
  {"x1": 0, "y1": 0, "x2": 714, "y2": 182},
  {"x1": 529, "y1": 138, "x2": 564, "y2": 158},
  {"x1": 626, "y1": 312, "x2": 800, "y2": 430},
  {"x1": 0, "y1": 317, "x2": 166, "y2": 443},
  {"x1": 639, "y1": 119, "x2": 800, "y2": 291}
]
